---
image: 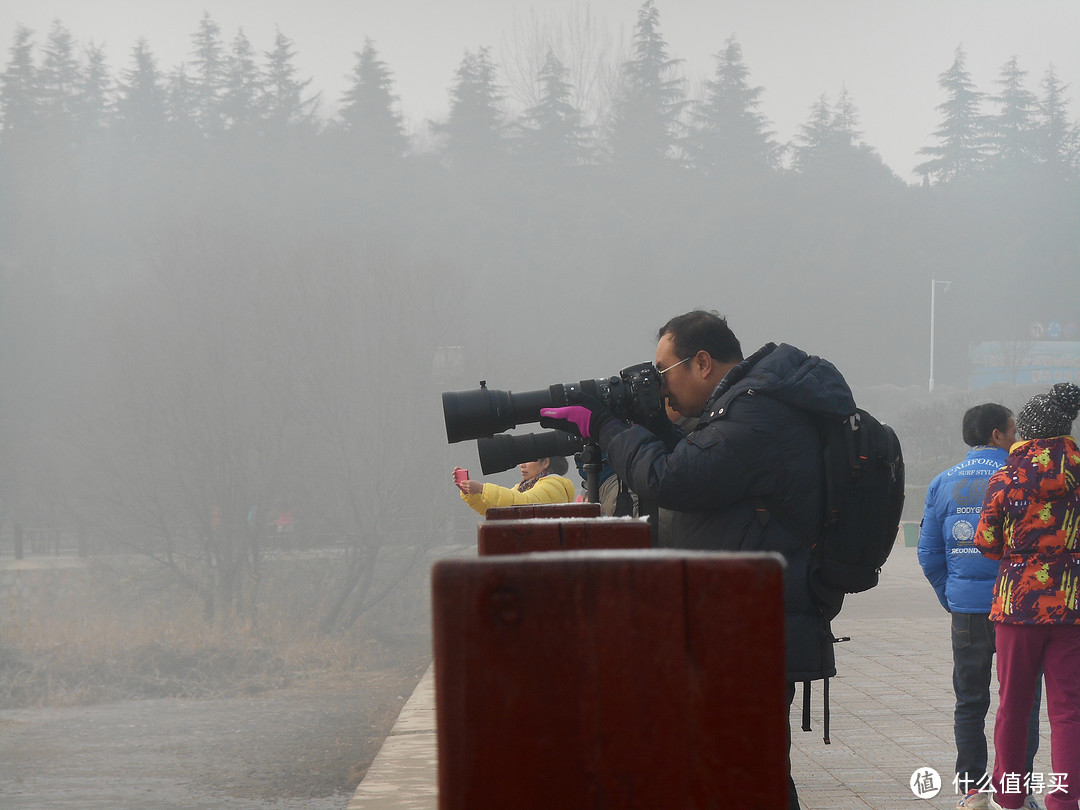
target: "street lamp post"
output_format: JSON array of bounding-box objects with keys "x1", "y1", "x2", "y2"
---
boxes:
[{"x1": 929, "y1": 279, "x2": 952, "y2": 392}]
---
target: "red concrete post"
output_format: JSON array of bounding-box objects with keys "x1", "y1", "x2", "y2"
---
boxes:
[
  {"x1": 432, "y1": 551, "x2": 789, "y2": 810},
  {"x1": 483, "y1": 502, "x2": 601, "y2": 520},
  {"x1": 478, "y1": 517, "x2": 651, "y2": 556}
]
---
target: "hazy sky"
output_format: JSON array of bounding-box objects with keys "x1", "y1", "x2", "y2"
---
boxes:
[{"x1": 3, "y1": 0, "x2": 1079, "y2": 178}]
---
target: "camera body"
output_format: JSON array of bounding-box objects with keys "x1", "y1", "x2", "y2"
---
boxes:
[
  {"x1": 442, "y1": 361, "x2": 664, "y2": 444},
  {"x1": 574, "y1": 362, "x2": 664, "y2": 429}
]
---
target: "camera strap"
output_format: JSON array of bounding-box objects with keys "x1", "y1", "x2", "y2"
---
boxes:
[{"x1": 614, "y1": 480, "x2": 635, "y2": 517}]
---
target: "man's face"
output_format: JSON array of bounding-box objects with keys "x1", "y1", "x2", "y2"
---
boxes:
[{"x1": 655, "y1": 333, "x2": 706, "y2": 418}]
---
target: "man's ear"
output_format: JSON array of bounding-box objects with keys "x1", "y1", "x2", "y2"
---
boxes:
[{"x1": 696, "y1": 350, "x2": 712, "y2": 378}]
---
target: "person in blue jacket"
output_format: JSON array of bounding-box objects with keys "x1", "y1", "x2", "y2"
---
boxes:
[{"x1": 919, "y1": 403, "x2": 1042, "y2": 810}]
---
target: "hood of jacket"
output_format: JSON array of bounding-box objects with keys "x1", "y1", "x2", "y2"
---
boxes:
[
  {"x1": 705, "y1": 342, "x2": 856, "y2": 421},
  {"x1": 1009, "y1": 436, "x2": 1080, "y2": 499}
]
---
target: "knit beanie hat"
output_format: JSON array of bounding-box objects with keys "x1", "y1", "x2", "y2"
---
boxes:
[{"x1": 1015, "y1": 382, "x2": 1080, "y2": 440}]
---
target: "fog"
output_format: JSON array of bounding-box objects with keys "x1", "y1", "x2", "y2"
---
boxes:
[{"x1": 0, "y1": 1, "x2": 1078, "y2": 619}]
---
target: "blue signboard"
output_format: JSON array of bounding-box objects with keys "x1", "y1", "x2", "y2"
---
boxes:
[{"x1": 970, "y1": 341, "x2": 1080, "y2": 388}]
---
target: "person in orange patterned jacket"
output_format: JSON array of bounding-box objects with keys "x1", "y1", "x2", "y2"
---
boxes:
[{"x1": 975, "y1": 382, "x2": 1080, "y2": 810}]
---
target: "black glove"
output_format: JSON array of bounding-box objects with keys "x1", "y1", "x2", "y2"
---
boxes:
[{"x1": 539, "y1": 390, "x2": 616, "y2": 440}]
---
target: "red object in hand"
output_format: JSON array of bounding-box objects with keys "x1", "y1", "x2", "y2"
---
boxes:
[{"x1": 454, "y1": 469, "x2": 469, "y2": 487}]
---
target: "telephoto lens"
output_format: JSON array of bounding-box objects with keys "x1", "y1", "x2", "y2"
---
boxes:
[
  {"x1": 476, "y1": 430, "x2": 584, "y2": 475},
  {"x1": 441, "y1": 381, "x2": 565, "y2": 443}
]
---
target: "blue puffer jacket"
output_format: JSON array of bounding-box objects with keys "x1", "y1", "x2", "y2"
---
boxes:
[{"x1": 917, "y1": 446, "x2": 1008, "y2": 614}]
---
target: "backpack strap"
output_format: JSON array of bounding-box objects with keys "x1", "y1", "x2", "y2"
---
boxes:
[
  {"x1": 823, "y1": 676, "x2": 830, "y2": 745},
  {"x1": 824, "y1": 412, "x2": 862, "y2": 527},
  {"x1": 800, "y1": 633, "x2": 849, "y2": 745},
  {"x1": 801, "y1": 680, "x2": 830, "y2": 744},
  {"x1": 801, "y1": 680, "x2": 811, "y2": 734}
]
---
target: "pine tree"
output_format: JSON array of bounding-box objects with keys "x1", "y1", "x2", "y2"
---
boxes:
[
  {"x1": 915, "y1": 46, "x2": 986, "y2": 183},
  {"x1": 38, "y1": 19, "x2": 81, "y2": 139},
  {"x1": 165, "y1": 62, "x2": 200, "y2": 143},
  {"x1": 221, "y1": 28, "x2": 263, "y2": 133},
  {"x1": 189, "y1": 12, "x2": 226, "y2": 135},
  {"x1": 261, "y1": 29, "x2": 319, "y2": 134},
  {"x1": 790, "y1": 94, "x2": 834, "y2": 172},
  {"x1": 830, "y1": 86, "x2": 862, "y2": 147},
  {"x1": 514, "y1": 50, "x2": 591, "y2": 168},
  {"x1": 338, "y1": 38, "x2": 407, "y2": 158},
  {"x1": 607, "y1": 0, "x2": 685, "y2": 165},
  {"x1": 78, "y1": 41, "x2": 112, "y2": 138},
  {"x1": 1034, "y1": 65, "x2": 1076, "y2": 175},
  {"x1": 984, "y1": 56, "x2": 1038, "y2": 170},
  {"x1": 790, "y1": 88, "x2": 894, "y2": 183},
  {"x1": 0, "y1": 26, "x2": 40, "y2": 143},
  {"x1": 687, "y1": 36, "x2": 779, "y2": 176},
  {"x1": 116, "y1": 38, "x2": 166, "y2": 148},
  {"x1": 433, "y1": 47, "x2": 505, "y2": 170}
]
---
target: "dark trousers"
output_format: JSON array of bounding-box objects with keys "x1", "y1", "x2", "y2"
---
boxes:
[{"x1": 953, "y1": 612, "x2": 1041, "y2": 788}]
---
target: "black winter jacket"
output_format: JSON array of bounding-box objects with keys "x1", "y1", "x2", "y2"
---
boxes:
[{"x1": 600, "y1": 343, "x2": 855, "y2": 682}]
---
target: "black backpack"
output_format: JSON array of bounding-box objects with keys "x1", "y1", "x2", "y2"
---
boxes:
[
  {"x1": 813, "y1": 408, "x2": 905, "y2": 594},
  {"x1": 790, "y1": 408, "x2": 905, "y2": 744},
  {"x1": 713, "y1": 344, "x2": 905, "y2": 594}
]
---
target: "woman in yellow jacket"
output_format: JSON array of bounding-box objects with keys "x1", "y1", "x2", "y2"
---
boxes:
[{"x1": 453, "y1": 456, "x2": 574, "y2": 515}]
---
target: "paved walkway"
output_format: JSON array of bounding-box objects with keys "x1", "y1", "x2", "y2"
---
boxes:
[{"x1": 348, "y1": 543, "x2": 1053, "y2": 810}]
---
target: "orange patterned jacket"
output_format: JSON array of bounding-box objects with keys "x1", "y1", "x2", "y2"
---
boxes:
[{"x1": 975, "y1": 436, "x2": 1080, "y2": 624}]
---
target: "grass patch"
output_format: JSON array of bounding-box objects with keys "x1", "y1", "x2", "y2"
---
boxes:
[{"x1": 0, "y1": 556, "x2": 432, "y2": 709}]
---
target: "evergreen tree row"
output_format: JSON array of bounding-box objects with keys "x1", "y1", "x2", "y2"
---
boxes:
[
  {"x1": 916, "y1": 45, "x2": 1079, "y2": 183},
  {"x1": 4, "y1": 2, "x2": 1078, "y2": 181}
]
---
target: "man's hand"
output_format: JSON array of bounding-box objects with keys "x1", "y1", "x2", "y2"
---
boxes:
[
  {"x1": 644, "y1": 406, "x2": 684, "y2": 450},
  {"x1": 539, "y1": 391, "x2": 615, "y2": 439}
]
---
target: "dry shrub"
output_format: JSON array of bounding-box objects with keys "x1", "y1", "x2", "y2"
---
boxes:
[{"x1": 0, "y1": 554, "x2": 432, "y2": 709}]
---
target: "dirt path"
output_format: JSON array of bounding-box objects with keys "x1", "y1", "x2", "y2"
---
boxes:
[{"x1": 0, "y1": 656, "x2": 430, "y2": 809}]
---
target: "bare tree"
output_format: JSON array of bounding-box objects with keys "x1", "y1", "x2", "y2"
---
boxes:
[
  {"x1": 273, "y1": 238, "x2": 450, "y2": 633},
  {"x1": 501, "y1": 1, "x2": 625, "y2": 136},
  {"x1": 997, "y1": 340, "x2": 1035, "y2": 385},
  {"x1": 76, "y1": 217, "x2": 304, "y2": 621},
  {"x1": 72, "y1": 205, "x2": 451, "y2": 632}
]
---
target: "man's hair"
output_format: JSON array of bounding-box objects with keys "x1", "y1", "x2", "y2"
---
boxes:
[
  {"x1": 657, "y1": 310, "x2": 743, "y2": 363},
  {"x1": 962, "y1": 403, "x2": 1013, "y2": 447}
]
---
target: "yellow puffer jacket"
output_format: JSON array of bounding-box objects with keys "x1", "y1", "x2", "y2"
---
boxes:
[{"x1": 461, "y1": 474, "x2": 575, "y2": 515}]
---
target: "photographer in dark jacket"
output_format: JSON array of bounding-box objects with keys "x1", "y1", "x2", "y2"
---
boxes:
[{"x1": 541, "y1": 310, "x2": 853, "y2": 810}]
